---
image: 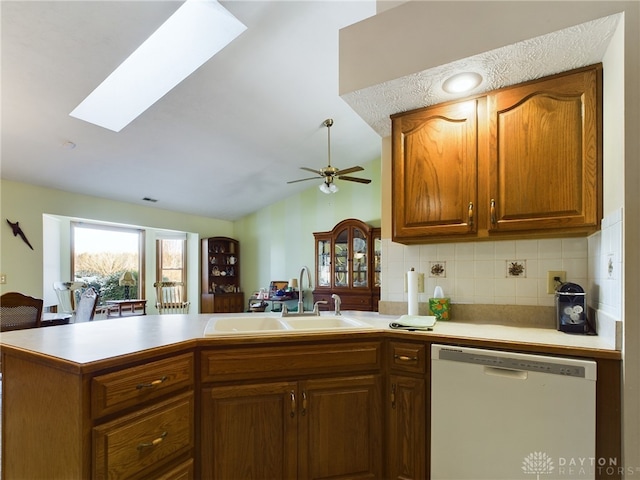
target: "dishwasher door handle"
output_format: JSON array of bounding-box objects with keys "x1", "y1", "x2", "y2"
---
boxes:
[{"x1": 483, "y1": 366, "x2": 528, "y2": 380}]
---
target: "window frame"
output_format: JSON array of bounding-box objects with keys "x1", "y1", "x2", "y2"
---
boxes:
[
  {"x1": 71, "y1": 221, "x2": 145, "y2": 299},
  {"x1": 156, "y1": 237, "x2": 187, "y2": 301}
]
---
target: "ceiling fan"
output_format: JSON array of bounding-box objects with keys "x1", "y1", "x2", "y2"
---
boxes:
[{"x1": 287, "y1": 119, "x2": 371, "y2": 194}]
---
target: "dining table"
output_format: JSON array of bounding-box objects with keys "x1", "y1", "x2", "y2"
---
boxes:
[{"x1": 41, "y1": 312, "x2": 73, "y2": 326}]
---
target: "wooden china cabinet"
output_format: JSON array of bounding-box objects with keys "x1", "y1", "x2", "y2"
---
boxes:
[
  {"x1": 312, "y1": 218, "x2": 381, "y2": 311},
  {"x1": 201, "y1": 237, "x2": 244, "y2": 313}
]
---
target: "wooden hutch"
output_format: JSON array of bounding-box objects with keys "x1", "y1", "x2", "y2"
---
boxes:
[
  {"x1": 201, "y1": 237, "x2": 244, "y2": 313},
  {"x1": 312, "y1": 219, "x2": 381, "y2": 311}
]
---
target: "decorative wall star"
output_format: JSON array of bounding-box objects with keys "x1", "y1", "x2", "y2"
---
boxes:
[{"x1": 6, "y1": 219, "x2": 34, "y2": 250}]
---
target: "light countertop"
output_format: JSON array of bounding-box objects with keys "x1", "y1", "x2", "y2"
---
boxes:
[{"x1": 0, "y1": 311, "x2": 620, "y2": 367}]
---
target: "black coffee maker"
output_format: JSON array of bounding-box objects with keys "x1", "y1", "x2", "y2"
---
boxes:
[{"x1": 555, "y1": 282, "x2": 591, "y2": 333}]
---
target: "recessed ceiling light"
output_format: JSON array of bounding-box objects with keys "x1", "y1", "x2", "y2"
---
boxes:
[
  {"x1": 442, "y1": 72, "x2": 483, "y2": 94},
  {"x1": 70, "y1": 0, "x2": 246, "y2": 132},
  {"x1": 61, "y1": 141, "x2": 76, "y2": 150}
]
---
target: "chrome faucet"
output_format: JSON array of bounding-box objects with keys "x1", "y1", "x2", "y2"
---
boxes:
[
  {"x1": 331, "y1": 294, "x2": 341, "y2": 315},
  {"x1": 282, "y1": 266, "x2": 321, "y2": 317},
  {"x1": 298, "y1": 265, "x2": 311, "y2": 313}
]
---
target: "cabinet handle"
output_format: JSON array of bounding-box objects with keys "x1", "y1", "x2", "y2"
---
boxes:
[
  {"x1": 136, "y1": 376, "x2": 168, "y2": 390},
  {"x1": 137, "y1": 431, "x2": 168, "y2": 450},
  {"x1": 290, "y1": 390, "x2": 296, "y2": 418},
  {"x1": 301, "y1": 390, "x2": 307, "y2": 416},
  {"x1": 468, "y1": 202, "x2": 474, "y2": 228},
  {"x1": 394, "y1": 354, "x2": 418, "y2": 362},
  {"x1": 391, "y1": 383, "x2": 396, "y2": 409},
  {"x1": 490, "y1": 198, "x2": 497, "y2": 225}
]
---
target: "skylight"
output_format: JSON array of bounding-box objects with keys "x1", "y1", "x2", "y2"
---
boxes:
[{"x1": 70, "y1": 0, "x2": 246, "y2": 132}]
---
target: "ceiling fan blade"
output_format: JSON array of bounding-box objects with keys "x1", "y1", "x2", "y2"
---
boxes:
[
  {"x1": 338, "y1": 175, "x2": 372, "y2": 184},
  {"x1": 336, "y1": 165, "x2": 364, "y2": 176},
  {"x1": 300, "y1": 167, "x2": 322, "y2": 175},
  {"x1": 287, "y1": 176, "x2": 320, "y2": 184}
]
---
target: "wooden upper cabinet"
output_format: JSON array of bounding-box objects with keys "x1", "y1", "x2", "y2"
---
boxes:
[
  {"x1": 392, "y1": 98, "x2": 480, "y2": 241},
  {"x1": 391, "y1": 64, "x2": 602, "y2": 244},
  {"x1": 487, "y1": 64, "x2": 602, "y2": 235}
]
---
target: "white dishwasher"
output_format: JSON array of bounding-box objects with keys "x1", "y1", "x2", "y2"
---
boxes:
[{"x1": 431, "y1": 344, "x2": 597, "y2": 480}]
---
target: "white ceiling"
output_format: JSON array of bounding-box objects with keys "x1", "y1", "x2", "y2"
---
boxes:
[
  {"x1": 1, "y1": 2, "x2": 621, "y2": 221},
  {"x1": 1, "y1": 1, "x2": 380, "y2": 221}
]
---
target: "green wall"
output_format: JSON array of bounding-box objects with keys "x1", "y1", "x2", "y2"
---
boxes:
[
  {"x1": 234, "y1": 157, "x2": 381, "y2": 304},
  {"x1": 0, "y1": 157, "x2": 380, "y2": 307}
]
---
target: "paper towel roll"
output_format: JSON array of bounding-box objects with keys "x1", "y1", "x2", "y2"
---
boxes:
[{"x1": 407, "y1": 269, "x2": 419, "y2": 316}]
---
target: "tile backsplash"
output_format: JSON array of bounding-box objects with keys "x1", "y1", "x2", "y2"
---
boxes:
[
  {"x1": 588, "y1": 207, "x2": 623, "y2": 320},
  {"x1": 381, "y1": 208, "x2": 623, "y2": 319},
  {"x1": 381, "y1": 237, "x2": 589, "y2": 307}
]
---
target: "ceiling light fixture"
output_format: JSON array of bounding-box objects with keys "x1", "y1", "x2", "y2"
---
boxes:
[
  {"x1": 319, "y1": 179, "x2": 339, "y2": 194},
  {"x1": 442, "y1": 72, "x2": 483, "y2": 94},
  {"x1": 69, "y1": 0, "x2": 246, "y2": 132}
]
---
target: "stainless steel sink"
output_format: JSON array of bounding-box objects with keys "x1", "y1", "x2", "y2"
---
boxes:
[{"x1": 204, "y1": 314, "x2": 373, "y2": 336}]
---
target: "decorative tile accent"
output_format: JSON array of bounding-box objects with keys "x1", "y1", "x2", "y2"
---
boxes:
[
  {"x1": 506, "y1": 260, "x2": 526, "y2": 278},
  {"x1": 429, "y1": 261, "x2": 446, "y2": 278}
]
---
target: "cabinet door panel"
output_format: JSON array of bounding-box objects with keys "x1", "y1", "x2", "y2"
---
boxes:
[
  {"x1": 298, "y1": 375, "x2": 383, "y2": 480},
  {"x1": 393, "y1": 99, "x2": 478, "y2": 240},
  {"x1": 488, "y1": 66, "x2": 601, "y2": 233},
  {"x1": 201, "y1": 382, "x2": 298, "y2": 480},
  {"x1": 387, "y1": 375, "x2": 426, "y2": 480}
]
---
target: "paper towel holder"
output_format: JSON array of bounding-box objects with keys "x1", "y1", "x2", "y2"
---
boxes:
[{"x1": 404, "y1": 268, "x2": 425, "y2": 293}]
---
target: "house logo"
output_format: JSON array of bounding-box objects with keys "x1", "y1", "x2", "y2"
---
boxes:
[{"x1": 522, "y1": 451, "x2": 555, "y2": 479}]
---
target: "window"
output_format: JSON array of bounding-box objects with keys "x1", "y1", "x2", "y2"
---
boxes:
[
  {"x1": 72, "y1": 222, "x2": 144, "y2": 301},
  {"x1": 156, "y1": 237, "x2": 187, "y2": 291}
]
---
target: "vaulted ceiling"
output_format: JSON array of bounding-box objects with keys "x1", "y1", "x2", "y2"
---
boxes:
[{"x1": 1, "y1": 1, "x2": 380, "y2": 220}]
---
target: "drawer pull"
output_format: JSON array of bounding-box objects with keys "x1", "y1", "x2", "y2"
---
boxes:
[
  {"x1": 490, "y1": 198, "x2": 497, "y2": 225},
  {"x1": 394, "y1": 354, "x2": 418, "y2": 362},
  {"x1": 301, "y1": 390, "x2": 307, "y2": 416},
  {"x1": 290, "y1": 390, "x2": 296, "y2": 418},
  {"x1": 136, "y1": 376, "x2": 168, "y2": 390},
  {"x1": 391, "y1": 383, "x2": 396, "y2": 409},
  {"x1": 137, "y1": 431, "x2": 168, "y2": 450}
]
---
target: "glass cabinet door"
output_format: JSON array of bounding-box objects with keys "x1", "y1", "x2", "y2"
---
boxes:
[
  {"x1": 334, "y1": 228, "x2": 349, "y2": 287},
  {"x1": 373, "y1": 234, "x2": 381, "y2": 288},
  {"x1": 352, "y1": 227, "x2": 368, "y2": 289},
  {"x1": 317, "y1": 238, "x2": 331, "y2": 287}
]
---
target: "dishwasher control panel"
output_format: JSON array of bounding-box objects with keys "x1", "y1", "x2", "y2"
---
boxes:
[{"x1": 434, "y1": 345, "x2": 596, "y2": 379}]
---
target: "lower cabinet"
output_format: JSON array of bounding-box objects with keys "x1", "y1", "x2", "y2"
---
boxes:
[
  {"x1": 201, "y1": 292, "x2": 244, "y2": 313},
  {"x1": 199, "y1": 340, "x2": 383, "y2": 479},
  {"x1": 386, "y1": 341, "x2": 428, "y2": 480},
  {"x1": 201, "y1": 375, "x2": 382, "y2": 479}
]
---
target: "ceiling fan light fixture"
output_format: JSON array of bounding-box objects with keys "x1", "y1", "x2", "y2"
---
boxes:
[
  {"x1": 319, "y1": 181, "x2": 338, "y2": 194},
  {"x1": 442, "y1": 71, "x2": 483, "y2": 93}
]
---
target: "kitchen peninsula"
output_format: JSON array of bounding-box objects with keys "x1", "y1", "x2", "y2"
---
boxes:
[{"x1": 0, "y1": 312, "x2": 621, "y2": 479}]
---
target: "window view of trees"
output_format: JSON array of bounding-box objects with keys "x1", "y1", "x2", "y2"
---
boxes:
[
  {"x1": 72, "y1": 223, "x2": 143, "y2": 303},
  {"x1": 157, "y1": 238, "x2": 186, "y2": 283}
]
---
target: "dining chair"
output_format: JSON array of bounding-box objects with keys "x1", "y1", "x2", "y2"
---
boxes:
[
  {"x1": 1, "y1": 292, "x2": 44, "y2": 331},
  {"x1": 73, "y1": 287, "x2": 99, "y2": 322},
  {"x1": 53, "y1": 281, "x2": 85, "y2": 314},
  {"x1": 154, "y1": 281, "x2": 190, "y2": 314}
]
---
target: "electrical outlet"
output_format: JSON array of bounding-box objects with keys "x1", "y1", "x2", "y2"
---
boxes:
[
  {"x1": 547, "y1": 271, "x2": 566, "y2": 294},
  {"x1": 418, "y1": 273, "x2": 424, "y2": 293},
  {"x1": 0, "y1": 273, "x2": 6, "y2": 284}
]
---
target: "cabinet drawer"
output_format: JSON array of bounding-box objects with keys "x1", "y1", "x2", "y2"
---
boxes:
[
  {"x1": 389, "y1": 341, "x2": 426, "y2": 374},
  {"x1": 93, "y1": 392, "x2": 193, "y2": 480},
  {"x1": 92, "y1": 353, "x2": 194, "y2": 418},
  {"x1": 155, "y1": 459, "x2": 194, "y2": 480},
  {"x1": 202, "y1": 341, "x2": 381, "y2": 382}
]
